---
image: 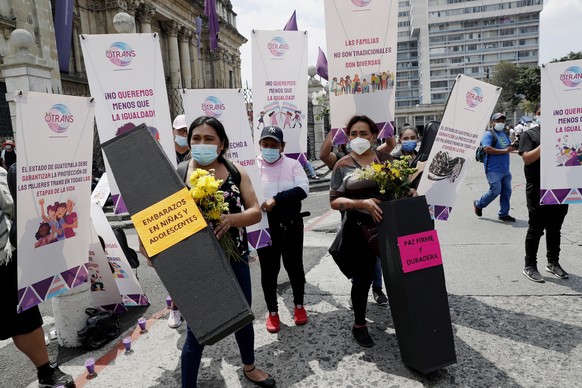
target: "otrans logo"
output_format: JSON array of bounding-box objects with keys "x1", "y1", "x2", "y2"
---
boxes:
[
  {"x1": 201, "y1": 96, "x2": 226, "y2": 118},
  {"x1": 45, "y1": 104, "x2": 74, "y2": 133},
  {"x1": 267, "y1": 37, "x2": 289, "y2": 57},
  {"x1": 105, "y1": 41, "x2": 136, "y2": 67},
  {"x1": 351, "y1": 0, "x2": 372, "y2": 6},
  {"x1": 560, "y1": 66, "x2": 582, "y2": 88},
  {"x1": 465, "y1": 87, "x2": 483, "y2": 108}
]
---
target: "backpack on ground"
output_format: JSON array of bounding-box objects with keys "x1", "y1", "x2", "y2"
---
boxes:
[
  {"x1": 77, "y1": 308, "x2": 120, "y2": 349},
  {"x1": 475, "y1": 129, "x2": 497, "y2": 163}
]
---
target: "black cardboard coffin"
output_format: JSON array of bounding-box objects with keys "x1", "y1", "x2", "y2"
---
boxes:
[
  {"x1": 378, "y1": 196, "x2": 456, "y2": 373},
  {"x1": 101, "y1": 124, "x2": 254, "y2": 345}
]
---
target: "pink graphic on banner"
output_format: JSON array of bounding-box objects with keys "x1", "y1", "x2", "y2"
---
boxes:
[
  {"x1": 397, "y1": 230, "x2": 443, "y2": 273},
  {"x1": 46, "y1": 104, "x2": 74, "y2": 133}
]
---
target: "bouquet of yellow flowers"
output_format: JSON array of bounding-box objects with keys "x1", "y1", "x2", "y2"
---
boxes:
[
  {"x1": 351, "y1": 156, "x2": 418, "y2": 200},
  {"x1": 189, "y1": 168, "x2": 241, "y2": 260}
]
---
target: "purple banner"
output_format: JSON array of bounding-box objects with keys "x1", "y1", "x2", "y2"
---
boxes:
[
  {"x1": 284, "y1": 10, "x2": 298, "y2": 31},
  {"x1": 205, "y1": 0, "x2": 220, "y2": 51},
  {"x1": 54, "y1": 0, "x2": 74, "y2": 73}
]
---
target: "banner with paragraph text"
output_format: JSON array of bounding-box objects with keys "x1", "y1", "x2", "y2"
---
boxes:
[
  {"x1": 324, "y1": 0, "x2": 397, "y2": 144},
  {"x1": 15, "y1": 91, "x2": 94, "y2": 312},
  {"x1": 91, "y1": 203, "x2": 148, "y2": 306},
  {"x1": 182, "y1": 89, "x2": 271, "y2": 249},
  {"x1": 540, "y1": 59, "x2": 582, "y2": 204},
  {"x1": 80, "y1": 33, "x2": 174, "y2": 213},
  {"x1": 416, "y1": 75, "x2": 501, "y2": 220},
  {"x1": 252, "y1": 30, "x2": 308, "y2": 162}
]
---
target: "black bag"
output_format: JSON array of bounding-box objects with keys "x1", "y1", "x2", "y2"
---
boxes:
[
  {"x1": 475, "y1": 129, "x2": 497, "y2": 163},
  {"x1": 329, "y1": 221, "x2": 353, "y2": 279},
  {"x1": 77, "y1": 308, "x2": 120, "y2": 349},
  {"x1": 113, "y1": 227, "x2": 139, "y2": 269}
]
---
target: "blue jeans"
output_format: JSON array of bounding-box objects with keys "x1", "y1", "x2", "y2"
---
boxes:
[
  {"x1": 476, "y1": 170, "x2": 512, "y2": 217},
  {"x1": 181, "y1": 256, "x2": 254, "y2": 388}
]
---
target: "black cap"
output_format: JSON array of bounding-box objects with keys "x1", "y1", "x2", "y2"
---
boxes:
[
  {"x1": 260, "y1": 126, "x2": 284, "y2": 143},
  {"x1": 491, "y1": 112, "x2": 506, "y2": 121}
]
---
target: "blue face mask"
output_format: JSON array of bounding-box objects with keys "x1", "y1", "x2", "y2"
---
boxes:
[
  {"x1": 535, "y1": 116, "x2": 541, "y2": 125},
  {"x1": 261, "y1": 148, "x2": 281, "y2": 163},
  {"x1": 175, "y1": 135, "x2": 188, "y2": 147},
  {"x1": 190, "y1": 144, "x2": 218, "y2": 166},
  {"x1": 401, "y1": 140, "x2": 417, "y2": 153}
]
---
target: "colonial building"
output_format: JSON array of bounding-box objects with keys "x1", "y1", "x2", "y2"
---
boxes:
[{"x1": 0, "y1": 0, "x2": 247, "y2": 136}]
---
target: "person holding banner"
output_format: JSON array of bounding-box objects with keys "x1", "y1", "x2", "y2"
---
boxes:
[
  {"x1": 474, "y1": 112, "x2": 517, "y2": 222},
  {"x1": 157, "y1": 116, "x2": 275, "y2": 388},
  {"x1": 329, "y1": 115, "x2": 404, "y2": 347},
  {"x1": 256, "y1": 126, "x2": 310, "y2": 334},
  {"x1": 391, "y1": 124, "x2": 419, "y2": 160},
  {"x1": 0, "y1": 165, "x2": 74, "y2": 387},
  {"x1": 518, "y1": 104, "x2": 569, "y2": 283},
  {"x1": 173, "y1": 115, "x2": 190, "y2": 164}
]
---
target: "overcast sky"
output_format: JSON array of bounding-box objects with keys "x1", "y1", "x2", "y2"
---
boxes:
[{"x1": 232, "y1": 0, "x2": 582, "y2": 88}]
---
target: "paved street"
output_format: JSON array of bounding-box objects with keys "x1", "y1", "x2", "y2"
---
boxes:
[{"x1": 2, "y1": 153, "x2": 582, "y2": 388}]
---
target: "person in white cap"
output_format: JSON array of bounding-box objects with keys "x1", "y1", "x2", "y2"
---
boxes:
[{"x1": 173, "y1": 115, "x2": 190, "y2": 164}]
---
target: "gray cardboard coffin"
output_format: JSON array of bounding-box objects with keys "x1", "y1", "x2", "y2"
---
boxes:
[
  {"x1": 378, "y1": 196, "x2": 456, "y2": 373},
  {"x1": 101, "y1": 124, "x2": 254, "y2": 345}
]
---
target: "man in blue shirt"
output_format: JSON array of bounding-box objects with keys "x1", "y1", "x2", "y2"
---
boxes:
[{"x1": 474, "y1": 112, "x2": 517, "y2": 222}]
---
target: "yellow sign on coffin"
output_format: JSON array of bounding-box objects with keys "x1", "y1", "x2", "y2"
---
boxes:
[{"x1": 131, "y1": 188, "x2": 207, "y2": 257}]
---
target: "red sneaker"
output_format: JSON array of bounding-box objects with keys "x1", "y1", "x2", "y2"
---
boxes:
[
  {"x1": 294, "y1": 305, "x2": 308, "y2": 325},
  {"x1": 266, "y1": 312, "x2": 280, "y2": 333}
]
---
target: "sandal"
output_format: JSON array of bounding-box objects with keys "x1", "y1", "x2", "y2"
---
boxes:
[{"x1": 243, "y1": 366, "x2": 276, "y2": 387}]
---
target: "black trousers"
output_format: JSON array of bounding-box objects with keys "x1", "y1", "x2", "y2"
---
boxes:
[
  {"x1": 525, "y1": 190, "x2": 569, "y2": 267},
  {"x1": 257, "y1": 216, "x2": 305, "y2": 312}
]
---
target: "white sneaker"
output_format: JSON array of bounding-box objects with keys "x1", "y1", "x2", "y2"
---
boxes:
[{"x1": 168, "y1": 310, "x2": 182, "y2": 328}]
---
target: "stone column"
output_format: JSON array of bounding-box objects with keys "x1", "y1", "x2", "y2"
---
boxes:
[
  {"x1": 0, "y1": 30, "x2": 54, "y2": 133},
  {"x1": 137, "y1": 3, "x2": 156, "y2": 34},
  {"x1": 308, "y1": 66, "x2": 325, "y2": 159},
  {"x1": 72, "y1": 22, "x2": 83, "y2": 74},
  {"x1": 164, "y1": 21, "x2": 182, "y2": 88},
  {"x1": 178, "y1": 27, "x2": 192, "y2": 89},
  {"x1": 189, "y1": 35, "x2": 200, "y2": 88}
]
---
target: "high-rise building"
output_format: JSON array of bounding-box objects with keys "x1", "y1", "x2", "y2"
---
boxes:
[{"x1": 395, "y1": 0, "x2": 543, "y2": 131}]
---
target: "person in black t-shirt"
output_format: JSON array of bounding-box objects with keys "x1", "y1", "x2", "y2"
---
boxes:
[{"x1": 518, "y1": 104, "x2": 569, "y2": 283}]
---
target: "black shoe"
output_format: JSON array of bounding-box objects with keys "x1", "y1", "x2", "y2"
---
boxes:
[
  {"x1": 372, "y1": 288, "x2": 388, "y2": 306},
  {"x1": 523, "y1": 266, "x2": 545, "y2": 283},
  {"x1": 546, "y1": 263, "x2": 569, "y2": 279},
  {"x1": 38, "y1": 364, "x2": 74, "y2": 388},
  {"x1": 352, "y1": 326, "x2": 374, "y2": 347},
  {"x1": 473, "y1": 200, "x2": 482, "y2": 217},
  {"x1": 243, "y1": 366, "x2": 276, "y2": 388},
  {"x1": 498, "y1": 215, "x2": 516, "y2": 222}
]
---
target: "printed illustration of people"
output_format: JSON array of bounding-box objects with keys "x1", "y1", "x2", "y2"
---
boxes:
[
  {"x1": 257, "y1": 111, "x2": 265, "y2": 130},
  {"x1": 333, "y1": 71, "x2": 394, "y2": 95},
  {"x1": 35, "y1": 198, "x2": 79, "y2": 248},
  {"x1": 90, "y1": 270, "x2": 106, "y2": 291}
]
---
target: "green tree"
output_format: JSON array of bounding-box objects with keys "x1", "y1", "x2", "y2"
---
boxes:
[
  {"x1": 491, "y1": 61, "x2": 521, "y2": 113},
  {"x1": 515, "y1": 66, "x2": 541, "y2": 106},
  {"x1": 551, "y1": 51, "x2": 582, "y2": 62}
]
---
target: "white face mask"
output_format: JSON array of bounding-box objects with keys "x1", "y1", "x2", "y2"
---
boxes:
[
  {"x1": 349, "y1": 137, "x2": 371, "y2": 155},
  {"x1": 494, "y1": 123, "x2": 505, "y2": 131}
]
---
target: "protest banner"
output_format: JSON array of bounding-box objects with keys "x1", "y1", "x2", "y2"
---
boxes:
[
  {"x1": 182, "y1": 89, "x2": 271, "y2": 249},
  {"x1": 416, "y1": 75, "x2": 501, "y2": 220},
  {"x1": 14, "y1": 91, "x2": 94, "y2": 312},
  {"x1": 80, "y1": 33, "x2": 174, "y2": 213},
  {"x1": 324, "y1": 0, "x2": 397, "y2": 144},
  {"x1": 90, "y1": 203, "x2": 148, "y2": 306},
  {"x1": 252, "y1": 30, "x2": 308, "y2": 162},
  {"x1": 88, "y1": 220, "x2": 124, "y2": 313},
  {"x1": 540, "y1": 59, "x2": 582, "y2": 204},
  {"x1": 90, "y1": 172, "x2": 110, "y2": 208}
]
